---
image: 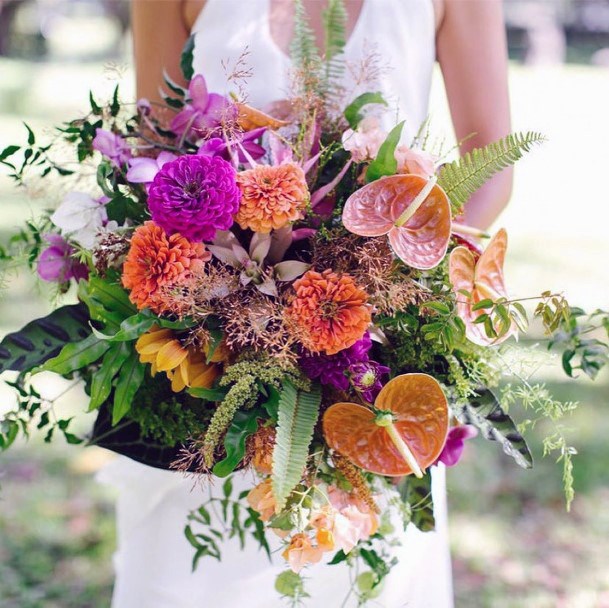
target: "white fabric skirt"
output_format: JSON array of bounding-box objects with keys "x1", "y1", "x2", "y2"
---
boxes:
[{"x1": 97, "y1": 457, "x2": 453, "y2": 608}]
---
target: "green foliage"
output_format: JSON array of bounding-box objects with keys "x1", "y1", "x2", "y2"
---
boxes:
[
  {"x1": 275, "y1": 570, "x2": 309, "y2": 602},
  {"x1": 111, "y1": 350, "x2": 146, "y2": 424},
  {"x1": 501, "y1": 382, "x2": 578, "y2": 509},
  {"x1": 437, "y1": 131, "x2": 545, "y2": 212},
  {"x1": 78, "y1": 276, "x2": 136, "y2": 329},
  {"x1": 180, "y1": 34, "x2": 196, "y2": 81},
  {"x1": 1, "y1": 376, "x2": 83, "y2": 449},
  {"x1": 40, "y1": 333, "x2": 110, "y2": 376},
  {"x1": 396, "y1": 473, "x2": 435, "y2": 532},
  {"x1": 549, "y1": 307, "x2": 609, "y2": 379},
  {"x1": 213, "y1": 409, "x2": 262, "y2": 477},
  {"x1": 185, "y1": 478, "x2": 270, "y2": 569},
  {"x1": 322, "y1": 0, "x2": 347, "y2": 84},
  {"x1": 272, "y1": 382, "x2": 322, "y2": 510},
  {"x1": 0, "y1": 304, "x2": 91, "y2": 374},
  {"x1": 365, "y1": 121, "x2": 404, "y2": 183},
  {"x1": 344, "y1": 92, "x2": 387, "y2": 129},
  {"x1": 290, "y1": 0, "x2": 321, "y2": 69},
  {"x1": 453, "y1": 387, "x2": 533, "y2": 469},
  {"x1": 420, "y1": 300, "x2": 467, "y2": 353}
]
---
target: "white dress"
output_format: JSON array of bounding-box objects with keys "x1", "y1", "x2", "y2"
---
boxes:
[{"x1": 98, "y1": 1, "x2": 454, "y2": 606}]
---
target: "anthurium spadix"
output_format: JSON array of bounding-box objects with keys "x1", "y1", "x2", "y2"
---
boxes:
[
  {"x1": 449, "y1": 228, "x2": 517, "y2": 346},
  {"x1": 341, "y1": 174, "x2": 452, "y2": 270},
  {"x1": 322, "y1": 374, "x2": 449, "y2": 477}
]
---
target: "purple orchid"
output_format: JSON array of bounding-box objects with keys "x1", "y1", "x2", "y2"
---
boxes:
[
  {"x1": 37, "y1": 234, "x2": 89, "y2": 283},
  {"x1": 348, "y1": 360, "x2": 390, "y2": 402},
  {"x1": 436, "y1": 425, "x2": 478, "y2": 467},
  {"x1": 126, "y1": 151, "x2": 177, "y2": 187},
  {"x1": 170, "y1": 74, "x2": 236, "y2": 138},
  {"x1": 92, "y1": 128, "x2": 131, "y2": 168},
  {"x1": 300, "y1": 333, "x2": 372, "y2": 391},
  {"x1": 198, "y1": 127, "x2": 266, "y2": 164}
]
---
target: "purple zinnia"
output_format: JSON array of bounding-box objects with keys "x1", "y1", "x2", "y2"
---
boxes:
[
  {"x1": 435, "y1": 425, "x2": 478, "y2": 467},
  {"x1": 300, "y1": 333, "x2": 372, "y2": 391},
  {"x1": 37, "y1": 234, "x2": 89, "y2": 283},
  {"x1": 348, "y1": 360, "x2": 390, "y2": 402},
  {"x1": 147, "y1": 154, "x2": 240, "y2": 242}
]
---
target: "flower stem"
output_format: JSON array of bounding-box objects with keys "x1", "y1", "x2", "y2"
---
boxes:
[{"x1": 394, "y1": 175, "x2": 437, "y2": 228}]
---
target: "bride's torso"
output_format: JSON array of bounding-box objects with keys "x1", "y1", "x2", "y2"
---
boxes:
[{"x1": 188, "y1": 0, "x2": 437, "y2": 139}]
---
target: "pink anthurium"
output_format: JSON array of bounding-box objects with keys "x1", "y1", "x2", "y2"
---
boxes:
[
  {"x1": 342, "y1": 174, "x2": 452, "y2": 270},
  {"x1": 449, "y1": 228, "x2": 517, "y2": 346}
]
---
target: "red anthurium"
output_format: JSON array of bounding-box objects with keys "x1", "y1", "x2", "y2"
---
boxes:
[{"x1": 341, "y1": 174, "x2": 452, "y2": 270}]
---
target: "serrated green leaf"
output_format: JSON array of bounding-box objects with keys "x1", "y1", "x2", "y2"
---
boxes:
[
  {"x1": 40, "y1": 333, "x2": 110, "y2": 375},
  {"x1": 0, "y1": 304, "x2": 91, "y2": 373},
  {"x1": 88, "y1": 342, "x2": 132, "y2": 411},
  {"x1": 112, "y1": 351, "x2": 145, "y2": 424},
  {"x1": 344, "y1": 92, "x2": 387, "y2": 129},
  {"x1": 272, "y1": 382, "x2": 321, "y2": 510},
  {"x1": 365, "y1": 121, "x2": 404, "y2": 183},
  {"x1": 454, "y1": 388, "x2": 533, "y2": 469}
]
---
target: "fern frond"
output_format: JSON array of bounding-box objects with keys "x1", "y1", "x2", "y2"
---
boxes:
[
  {"x1": 290, "y1": 0, "x2": 320, "y2": 70},
  {"x1": 271, "y1": 381, "x2": 321, "y2": 511},
  {"x1": 323, "y1": 0, "x2": 347, "y2": 85},
  {"x1": 437, "y1": 131, "x2": 545, "y2": 213}
]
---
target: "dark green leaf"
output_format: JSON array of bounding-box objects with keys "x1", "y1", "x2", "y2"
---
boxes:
[
  {"x1": 188, "y1": 386, "x2": 228, "y2": 402},
  {"x1": 24, "y1": 122, "x2": 35, "y2": 145},
  {"x1": 110, "y1": 85, "x2": 120, "y2": 117},
  {"x1": 39, "y1": 333, "x2": 110, "y2": 375},
  {"x1": 213, "y1": 409, "x2": 261, "y2": 477},
  {"x1": 112, "y1": 351, "x2": 145, "y2": 424},
  {"x1": 365, "y1": 121, "x2": 404, "y2": 183},
  {"x1": 89, "y1": 342, "x2": 132, "y2": 411},
  {"x1": 180, "y1": 34, "x2": 196, "y2": 81},
  {"x1": 89, "y1": 91, "x2": 102, "y2": 115},
  {"x1": 0, "y1": 304, "x2": 91, "y2": 373},
  {"x1": 454, "y1": 388, "x2": 533, "y2": 469},
  {"x1": 0, "y1": 145, "x2": 20, "y2": 162},
  {"x1": 343, "y1": 92, "x2": 387, "y2": 129}
]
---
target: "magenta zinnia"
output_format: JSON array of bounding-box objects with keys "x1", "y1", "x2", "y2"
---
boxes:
[{"x1": 147, "y1": 154, "x2": 240, "y2": 242}]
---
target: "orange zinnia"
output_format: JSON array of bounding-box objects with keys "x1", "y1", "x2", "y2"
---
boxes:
[
  {"x1": 287, "y1": 269, "x2": 371, "y2": 355},
  {"x1": 122, "y1": 221, "x2": 211, "y2": 314},
  {"x1": 235, "y1": 162, "x2": 309, "y2": 233}
]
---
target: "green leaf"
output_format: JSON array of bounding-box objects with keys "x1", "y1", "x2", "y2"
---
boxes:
[
  {"x1": 454, "y1": 388, "x2": 533, "y2": 469},
  {"x1": 275, "y1": 570, "x2": 309, "y2": 599},
  {"x1": 437, "y1": 131, "x2": 545, "y2": 213},
  {"x1": 365, "y1": 121, "x2": 404, "y2": 183},
  {"x1": 471, "y1": 298, "x2": 494, "y2": 311},
  {"x1": 40, "y1": 333, "x2": 110, "y2": 375},
  {"x1": 344, "y1": 92, "x2": 387, "y2": 129},
  {"x1": 397, "y1": 473, "x2": 435, "y2": 532},
  {"x1": 112, "y1": 351, "x2": 145, "y2": 424},
  {"x1": 261, "y1": 385, "x2": 281, "y2": 421},
  {"x1": 188, "y1": 386, "x2": 229, "y2": 402},
  {"x1": 271, "y1": 382, "x2": 321, "y2": 510},
  {"x1": 78, "y1": 277, "x2": 136, "y2": 328},
  {"x1": 89, "y1": 91, "x2": 102, "y2": 115},
  {"x1": 213, "y1": 409, "x2": 261, "y2": 477},
  {"x1": 180, "y1": 34, "x2": 196, "y2": 81},
  {"x1": 0, "y1": 304, "x2": 91, "y2": 373},
  {"x1": 24, "y1": 122, "x2": 36, "y2": 145},
  {"x1": 0, "y1": 145, "x2": 20, "y2": 162},
  {"x1": 88, "y1": 342, "x2": 132, "y2": 411},
  {"x1": 110, "y1": 85, "x2": 120, "y2": 117}
]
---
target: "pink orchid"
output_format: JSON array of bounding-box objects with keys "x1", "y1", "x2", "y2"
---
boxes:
[
  {"x1": 126, "y1": 151, "x2": 177, "y2": 186},
  {"x1": 92, "y1": 128, "x2": 131, "y2": 168},
  {"x1": 170, "y1": 74, "x2": 236, "y2": 137},
  {"x1": 341, "y1": 116, "x2": 386, "y2": 162},
  {"x1": 436, "y1": 425, "x2": 478, "y2": 467}
]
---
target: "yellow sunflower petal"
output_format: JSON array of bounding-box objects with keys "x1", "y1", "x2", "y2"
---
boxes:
[
  {"x1": 155, "y1": 339, "x2": 188, "y2": 372},
  {"x1": 135, "y1": 329, "x2": 175, "y2": 354},
  {"x1": 190, "y1": 363, "x2": 219, "y2": 389}
]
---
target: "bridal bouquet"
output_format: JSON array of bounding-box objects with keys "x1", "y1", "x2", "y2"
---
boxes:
[{"x1": 2, "y1": 17, "x2": 607, "y2": 605}]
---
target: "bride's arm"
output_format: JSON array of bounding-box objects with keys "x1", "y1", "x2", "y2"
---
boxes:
[
  {"x1": 131, "y1": 0, "x2": 205, "y2": 104},
  {"x1": 436, "y1": 0, "x2": 513, "y2": 230}
]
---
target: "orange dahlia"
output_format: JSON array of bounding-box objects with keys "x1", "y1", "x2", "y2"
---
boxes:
[
  {"x1": 122, "y1": 221, "x2": 211, "y2": 314},
  {"x1": 235, "y1": 162, "x2": 309, "y2": 233},
  {"x1": 287, "y1": 269, "x2": 371, "y2": 355}
]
